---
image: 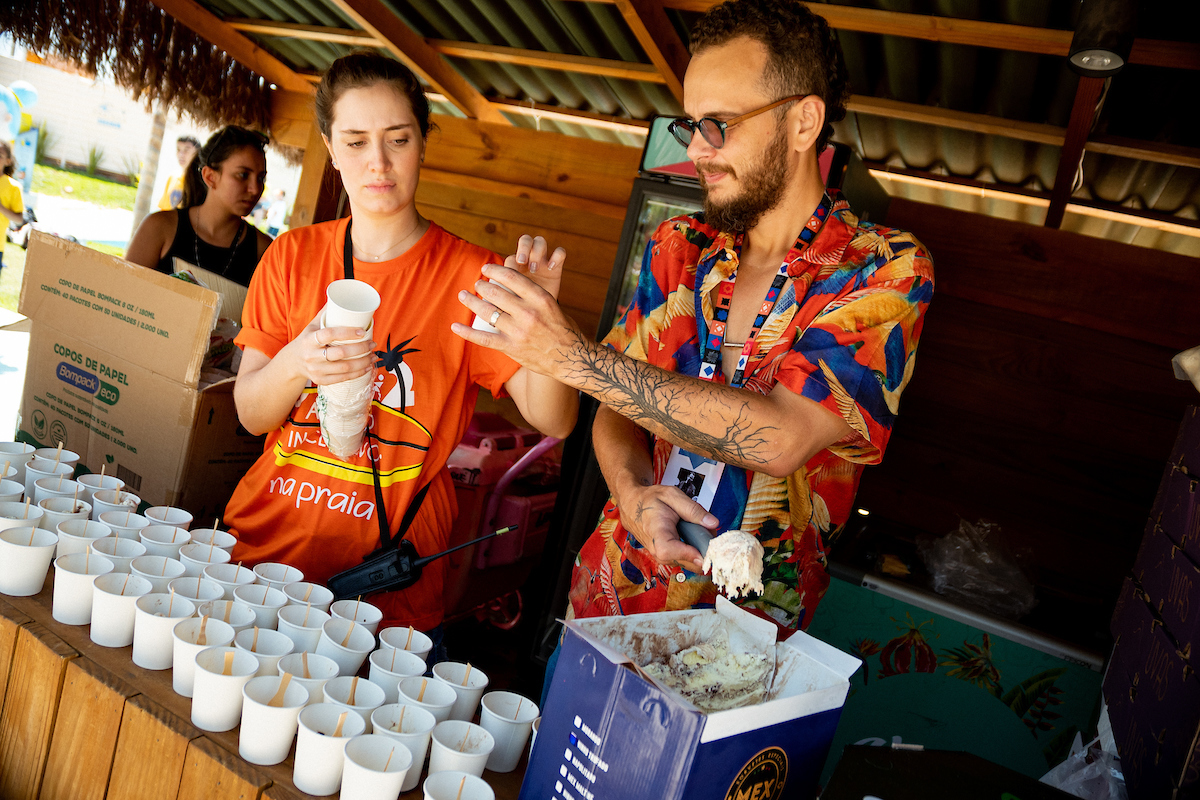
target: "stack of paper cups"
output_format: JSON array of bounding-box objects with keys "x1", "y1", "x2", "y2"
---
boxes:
[{"x1": 318, "y1": 279, "x2": 380, "y2": 460}]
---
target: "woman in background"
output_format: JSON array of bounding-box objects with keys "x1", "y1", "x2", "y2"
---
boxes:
[
  {"x1": 126, "y1": 126, "x2": 272, "y2": 286},
  {"x1": 0, "y1": 141, "x2": 24, "y2": 277}
]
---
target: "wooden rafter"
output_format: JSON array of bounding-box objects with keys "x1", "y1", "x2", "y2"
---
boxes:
[
  {"x1": 144, "y1": 0, "x2": 314, "y2": 93},
  {"x1": 848, "y1": 95, "x2": 1064, "y2": 146},
  {"x1": 1044, "y1": 76, "x2": 1105, "y2": 229},
  {"x1": 428, "y1": 40, "x2": 666, "y2": 83},
  {"x1": 225, "y1": 18, "x2": 380, "y2": 47},
  {"x1": 612, "y1": 0, "x2": 688, "y2": 104},
  {"x1": 491, "y1": 98, "x2": 649, "y2": 134},
  {"x1": 323, "y1": 0, "x2": 511, "y2": 125}
]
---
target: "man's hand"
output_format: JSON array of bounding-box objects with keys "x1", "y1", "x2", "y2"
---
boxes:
[{"x1": 616, "y1": 482, "x2": 720, "y2": 572}]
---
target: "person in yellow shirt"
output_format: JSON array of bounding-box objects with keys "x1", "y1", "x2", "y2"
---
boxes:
[
  {"x1": 157, "y1": 135, "x2": 201, "y2": 211},
  {"x1": 0, "y1": 140, "x2": 25, "y2": 276}
]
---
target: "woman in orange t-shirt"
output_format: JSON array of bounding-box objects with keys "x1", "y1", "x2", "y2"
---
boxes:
[{"x1": 223, "y1": 51, "x2": 578, "y2": 661}]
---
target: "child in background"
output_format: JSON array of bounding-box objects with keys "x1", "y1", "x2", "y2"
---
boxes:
[{"x1": 0, "y1": 141, "x2": 25, "y2": 276}]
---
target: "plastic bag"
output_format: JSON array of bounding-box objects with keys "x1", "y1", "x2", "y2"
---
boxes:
[
  {"x1": 916, "y1": 519, "x2": 1037, "y2": 619},
  {"x1": 1041, "y1": 734, "x2": 1128, "y2": 800}
]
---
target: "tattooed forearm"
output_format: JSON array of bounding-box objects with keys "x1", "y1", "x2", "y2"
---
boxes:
[{"x1": 557, "y1": 332, "x2": 782, "y2": 470}]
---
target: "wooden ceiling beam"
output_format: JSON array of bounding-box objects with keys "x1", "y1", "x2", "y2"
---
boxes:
[
  {"x1": 225, "y1": 18, "x2": 381, "y2": 47},
  {"x1": 490, "y1": 97, "x2": 649, "y2": 134},
  {"x1": 428, "y1": 39, "x2": 666, "y2": 83},
  {"x1": 612, "y1": 0, "x2": 688, "y2": 104},
  {"x1": 848, "y1": 95, "x2": 1066, "y2": 146},
  {"x1": 1044, "y1": 76, "x2": 1105, "y2": 229},
  {"x1": 323, "y1": 0, "x2": 511, "y2": 125},
  {"x1": 144, "y1": 0, "x2": 314, "y2": 93}
]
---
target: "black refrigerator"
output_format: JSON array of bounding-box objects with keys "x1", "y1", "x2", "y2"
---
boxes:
[{"x1": 526, "y1": 119, "x2": 890, "y2": 665}]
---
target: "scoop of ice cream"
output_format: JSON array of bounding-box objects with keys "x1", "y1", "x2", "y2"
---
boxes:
[
  {"x1": 702, "y1": 530, "x2": 764, "y2": 600},
  {"x1": 642, "y1": 636, "x2": 772, "y2": 712}
]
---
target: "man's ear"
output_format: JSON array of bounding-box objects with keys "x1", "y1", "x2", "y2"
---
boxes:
[{"x1": 791, "y1": 95, "x2": 826, "y2": 155}]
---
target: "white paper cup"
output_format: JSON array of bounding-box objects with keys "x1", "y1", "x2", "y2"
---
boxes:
[
  {"x1": 172, "y1": 616, "x2": 236, "y2": 696},
  {"x1": 428, "y1": 720, "x2": 494, "y2": 778},
  {"x1": 233, "y1": 583, "x2": 288, "y2": 630},
  {"x1": 52, "y1": 552, "x2": 114, "y2": 625},
  {"x1": 34, "y1": 477, "x2": 82, "y2": 505},
  {"x1": 197, "y1": 599, "x2": 258, "y2": 635},
  {"x1": 0, "y1": 527, "x2": 58, "y2": 596},
  {"x1": 90, "y1": 489, "x2": 140, "y2": 521},
  {"x1": 325, "y1": 279, "x2": 381, "y2": 329},
  {"x1": 239, "y1": 674, "x2": 310, "y2": 765},
  {"x1": 369, "y1": 647, "x2": 427, "y2": 704},
  {"x1": 24, "y1": 457, "x2": 73, "y2": 500},
  {"x1": 192, "y1": 646, "x2": 259, "y2": 731},
  {"x1": 316, "y1": 617, "x2": 375, "y2": 676},
  {"x1": 0, "y1": 479, "x2": 23, "y2": 503},
  {"x1": 133, "y1": 592, "x2": 195, "y2": 669},
  {"x1": 343, "y1": 733, "x2": 413, "y2": 800},
  {"x1": 203, "y1": 562, "x2": 257, "y2": 600},
  {"x1": 278, "y1": 651, "x2": 340, "y2": 706},
  {"x1": 478, "y1": 691, "x2": 538, "y2": 773},
  {"x1": 145, "y1": 505, "x2": 193, "y2": 530},
  {"x1": 470, "y1": 278, "x2": 515, "y2": 333},
  {"x1": 0, "y1": 464, "x2": 15, "y2": 482},
  {"x1": 283, "y1": 581, "x2": 334, "y2": 613},
  {"x1": 530, "y1": 716, "x2": 540, "y2": 756},
  {"x1": 0, "y1": 500, "x2": 45, "y2": 534},
  {"x1": 432, "y1": 662, "x2": 490, "y2": 723},
  {"x1": 56, "y1": 518, "x2": 112, "y2": 557},
  {"x1": 423, "y1": 770, "x2": 494, "y2": 800},
  {"x1": 178, "y1": 542, "x2": 231, "y2": 577},
  {"x1": 379, "y1": 625, "x2": 433, "y2": 664},
  {"x1": 277, "y1": 603, "x2": 332, "y2": 654},
  {"x1": 237, "y1": 681, "x2": 309, "y2": 767},
  {"x1": 294, "y1": 702, "x2": 368, "y2": 796},
  {"x1": 372, "y1": 703, "x2": 437, "y2": 792},
  {"x1": 90, "y1": 572, "x2": 153, "y2": 647},
  {"x1": 88, "y1": 536, "x2": 146, "y2": 574},
  {"x1": 39, "y1": 497, "x2": 90, "y2": 532},
  {"x1": 397, "y1": 676, "x2": 457, "y2": 724},
  {"x1": 76, "y1": 473, "x2": 124, "y2": 507},
  {"x1": 130, "y1": 555, "x2": 187, "y2": 594},
  {"x1": 324, "y1": 675, "x2": 386, "y2": 734},
  {"x1": 33, "y1": 446, "x2": 80, "y2": 470},
  {"x1": 139, "y1": 525, "x2": 191, "y2": 559},
  {"x1": 168, "y1": 576, "x2": 225, "y2": 604},
  {"x1": 235, "y1": 626, "x2": 295, "y2": 677},
  {"x1": 330, "y1": 598, "x2": 383, "y2": 636},
  {"x1": 0, "y1": 442, "x2": 36, "y2": 484},
  {"x1": 99, "y1": 510, "x2": 150, "y2": 541},
  {"x1": 252, "y1": 562, "x2": 303, "y2": 590},
  {"x1": 188, "y1": 527, "x2": 237, "y2": 553}
]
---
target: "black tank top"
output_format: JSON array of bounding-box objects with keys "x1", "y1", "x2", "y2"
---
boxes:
[{"x1": 157, "y1": 209, "x2": 261, "y2": 287}]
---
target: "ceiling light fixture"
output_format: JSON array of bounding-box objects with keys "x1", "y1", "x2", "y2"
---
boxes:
[{"x1": 1068, "y1": 0, "x2": 1138, "y2": 77}]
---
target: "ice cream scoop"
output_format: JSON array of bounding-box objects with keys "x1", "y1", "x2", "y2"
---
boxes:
[{"x1": 701, "y1": 530, "x2": 765, "y2": 600}]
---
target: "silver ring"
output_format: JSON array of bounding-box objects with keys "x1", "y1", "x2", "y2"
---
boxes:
[
  {"x1": 488, "y1": 309, "x2": 502, "y2": 327},
  {"x1": 323, "y1": 346, "x2": 330, "y2": 362}
]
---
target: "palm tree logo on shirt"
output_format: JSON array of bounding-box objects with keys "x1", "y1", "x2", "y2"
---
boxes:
[{"x1": 376, "y1": 335, "x2": 421, "y2": 412}]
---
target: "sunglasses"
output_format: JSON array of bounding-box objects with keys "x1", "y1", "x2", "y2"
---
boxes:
[{"x1": 667, "y1": 94, "x2": 809, "y2": 150}]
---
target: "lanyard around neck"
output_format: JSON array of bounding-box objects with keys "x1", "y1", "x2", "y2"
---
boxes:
[{"x1": 343, "y1": 218, "x2": 354, "y2": 280}]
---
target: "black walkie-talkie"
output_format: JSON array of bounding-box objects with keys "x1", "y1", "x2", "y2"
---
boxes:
[{"x1": 327, "y1": 525, "x2": 517, "y2": 600}]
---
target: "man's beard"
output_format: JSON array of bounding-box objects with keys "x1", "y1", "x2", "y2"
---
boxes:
[{"x1": 701, "y1": 125, "x2": 790, "y2": 234}]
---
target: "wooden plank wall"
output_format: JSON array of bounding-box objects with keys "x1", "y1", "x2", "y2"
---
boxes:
[
  {"x1": 418, "y1": 116, "x2": 640, "y2": 339},
  {"x1": 858, "y1": 198, "x2": 1199, "y2": 624}
]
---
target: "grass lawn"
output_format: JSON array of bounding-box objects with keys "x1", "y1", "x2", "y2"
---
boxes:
[{"x1": 31, "y1": 164, "x2": 137, "y2": 210}]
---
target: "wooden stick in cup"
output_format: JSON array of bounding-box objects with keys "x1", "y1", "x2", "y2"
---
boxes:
[
  {"x1": 251, "y1": 626, "x2": 260, "y2": 652},
  {"x1": 121, "y1": 573, "x2": 131, "y2": 595},
  {"x1": 222, "y1": 601, "x2": 232, "y2": 623},
  {"x1": 2, "y1": 460, "x2": 9, "y2": 479},
  {"x1": 53, "y1": 442, "x2": 63, "y2": 468},
  {"x1": 456, "y1": 776, "x2": 466, "y2": 800},
  {"x1": 268, "y1": 672, "x2": 293, "y2": 708},
  {"x1": 463, "y1": 663, "x2": 472, "y2": 687},
  {"x1": 57, "y1": 472, "x2": 64, "y2": 489},
  {"x1": 168, "y1": 590, "x2": 175, "y2": 616},
  {"x1": 340, "y1": 621, "x2": 354, "y2": 647},
  {"x1": 458, "y1": 732, "x2": 469, "y2": 752},
  {"x1": 384, "y1": 747, "x2": 395, "y2": 771},
  {"x1": 72, "y1": 482, "x2": 80, "y2": 512},
  {"x1": 390, "y1": 647, "x2": 398, "y2": 670},
  {"x1": 303, "y1": 601, "x2": 312, "y2": 626},
  {"x1": 303, "y1": 583, "x2": 314, "y2": 602},
  {"x1": 394, "y1": 704, "x2": 406, "y2": 732},
  {"x1": 125, "y1": 508, "x2": 131, "y2": 525},
  {"x1": 222, "y1": 650, "x2": 234, "y2": 676},
  {"x1": 353, "y1": 595, "x2": 362, "y2": 622},
  {"x1": 302, "y1": 650, "x2": 310, "y2": 679},
  {"x1": 208, "y1": 538, "x2": 215, "y2": 560},
  {"x1": 197, "y1": 614, "x2": 209, "y2": 646},
  {"x1": 22, "y1": 497, "x2": 29, "y2": 519},
  {"x1": 332, "y1": 711, "x2": 348, "y2": 737},
  {"x1": 515, "y1": 698, "x2": 523, "y2": 720},
  {"x1": 405, "y1": 625, "x2": 414, "y2": 649},
  {"x1": 348, "y1": 675, "x2": 359, "y2": 705},
  {"x1": 28, "y1": 526, "x2": 35, "y2": 546},
  {"x1": 100, "y1": 464, "x2": 106, "y2": 479},
  {"x1": 161, "y1": 559, "x2": 168, "y2": 576},
  {"x1": 418, "y1": 678, "x2": 428, "y2": 702}
]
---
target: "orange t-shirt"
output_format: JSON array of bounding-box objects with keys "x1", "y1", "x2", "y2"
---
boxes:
[{"x1": 224, "y1": 218, "x2": 518, "y2": 630}]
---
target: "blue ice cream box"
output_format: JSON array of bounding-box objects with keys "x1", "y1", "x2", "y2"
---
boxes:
[{"x1": 522, "y1": 598, "x2": 861, "y2": 800}]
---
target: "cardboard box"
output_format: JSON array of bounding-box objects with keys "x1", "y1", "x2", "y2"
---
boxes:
[
  {"x1": 524, "y1": 599, "x2": 859, "y2": 800},
  {"x1": 15, "y1": 233, "x2": 263, "y2": 519}
]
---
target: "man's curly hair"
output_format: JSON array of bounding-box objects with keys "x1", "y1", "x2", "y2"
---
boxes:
[{"x1": 689, "y1": 0, "x2": 850, "y2": 152}]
